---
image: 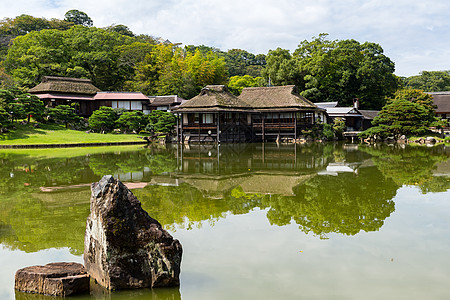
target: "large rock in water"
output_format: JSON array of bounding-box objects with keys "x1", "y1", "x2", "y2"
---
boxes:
[
  {"x1": 15, "y1": 262, "x2": 89, "y2": 296},
  {"x1": 84, "y1": 175, "x2": 182, "y2": 290}
]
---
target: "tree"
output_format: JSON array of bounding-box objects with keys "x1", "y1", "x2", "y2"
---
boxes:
[
  {"x1": 128, "y1": 45, "x2": 228, "y2": 99},
  {"x1": 105, "y1": 24, "x2": 135, "y2": 37},
  {"x1": 19, "y1": 94, "x2": 45, "y2": 122},
  {"x1": 262, "y1": 48, "x2": 301, "y2": 87},
  {"x1": 0, "y1": 88, "x2": 44, "y2": 123},
  {"x1": 64, "y1": 10, "x2": 93, "y2": 27},
  {"x1": 361, "y1": 88, "x2": 441, "y2": 139},
  {"x1": 263, "y1": 34, "x2": 400, "y2": 109},
  {"x1": 361, "y1": 100, "x2": 430, "y2": 139},
  {"x1": 4, "y1": 26, "x2": 135, "y2": 90},
  {"x1": 224, "y1": 49, "x2": 266, "y2": 77},
  {"x1": 88, "y1": 106, "x2": 119, "y2": 132},
  {"x1": 0, "y1": 106, "x2": 9, "y2": 129},
  {"x1": 48, "y1": 105, "x2": 83, "y2": 128},
  {"x1": 147, "y1": 110, "x2": 177, "y2": 134},
  {"x1": 227, "y1": 75, "x2": 266, "y2": 95},
  {"x1": 403, "y1": 71, "x2": 450, "y2": 92},
  {"x1": 392, "y1": 88, "x2": 436, "y2": 122},
  {"x1": 115, "y1": 110, "x2": 147, "y2": 132}
]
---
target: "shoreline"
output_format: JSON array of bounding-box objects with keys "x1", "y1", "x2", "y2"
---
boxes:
[{"x1": 0, "y1": 141, "x2": 148, "y2": 149}]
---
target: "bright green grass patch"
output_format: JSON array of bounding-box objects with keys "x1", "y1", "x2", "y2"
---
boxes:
[
  {"x1": 0, "y1": 144, "x2": 148, "y2": 159},
  {"x1": 0, "y1": 123, "x2": 146, "y2": 145}
]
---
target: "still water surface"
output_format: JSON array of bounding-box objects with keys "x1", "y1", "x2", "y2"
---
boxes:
[{"x1": 0, "y1": 143, "x2": 449, "y2": 299}]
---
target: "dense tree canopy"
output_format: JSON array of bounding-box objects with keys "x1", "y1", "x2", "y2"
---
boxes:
[
  {"x1": 0, "y1": 14, "x2": 73, "y2": 36},
  {"x1": 227, "y1": 75, "x2": 266, "y2": 95},
  {"x1": 127, "y1": 44, "x2": 228, "y2": 99},
  {"x1": 0, "y1": 11, "x2": 418, "y2": 109},
  {"x1": 48, "y1": 104, "x2": 83, "y2": 128},
  {"x1": 263, "y1": 34, "x2": 400, "y2": 109},
  {"x1": 361, "y1": 88, "x2": 440, "y2": 138},
  {"x1": 88, "y1": 106, "x2": 119, "y2": 132},
  {"x1": 116, "y1": 110, "x2": 147, "y2": 132},
  {"x1": 403, "y1": 70, "x2": 450, "y2": 92},
  {"x1": 64, "y1": 10, "x2": 93, "y2": 27},
  {"x1": 147, "y1": 110, "x2": 177, "y2": 134},
  {"x1": 0, "y1": 88, "x2": 44, "y2": 123},
  {"x1": 3, "y1": 26, "x2": 135, "y2": 90}
]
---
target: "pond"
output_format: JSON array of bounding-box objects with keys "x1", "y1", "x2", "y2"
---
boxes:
[{"x1": 0, "y1": 142, "x2": 449, "y2": 300}]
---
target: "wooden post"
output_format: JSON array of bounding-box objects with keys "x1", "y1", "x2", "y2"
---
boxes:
[
  {"x1": 238, "y1": 113, "x2": 241, "y2": 142},
  {"x1": 217, "y1": 112, "x2": 220, "y2": 143},
  {"x1": 294, "y1": 112, "x2": 297, "y2": 140},
  {"x1": 262, "y1": 114, "x2": 265, "y2": 142},
  {"x1": 180, "y1": 113, "x2": 184, "y2": 143},
  {"x1": 176, "y1": 113, "x2": 179, "y2": 143}
]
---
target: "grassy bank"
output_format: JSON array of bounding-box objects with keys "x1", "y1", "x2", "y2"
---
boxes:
[{"x1": 0, "y1": 123, "x2": 146, "y2": 146}]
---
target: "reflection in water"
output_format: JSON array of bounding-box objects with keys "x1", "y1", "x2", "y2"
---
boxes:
[
  {"x1": 15, "y1": 283, "x2": 181, "y2": 300},
  {"x1": 0, "y1": 143, "x2": 448, "y2": 254}
]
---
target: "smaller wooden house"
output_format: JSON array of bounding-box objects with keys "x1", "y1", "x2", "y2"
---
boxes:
[
  {"x1": 94, "y1": 92, "x2": 150, "y2": 114},
  {"x1": 315, "y1": 101, "x2": 365, "y2": 131},
  {"x1": 28, "y1": 76, "x2": 101, "y2": 116},
  {"x1": 428, "y1": 92, "x2": 450, "y2": 121}
]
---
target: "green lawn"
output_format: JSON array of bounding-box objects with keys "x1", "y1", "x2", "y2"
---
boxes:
[{"x1": 0, "y1": 123, "x2": 146, "y2": 145}]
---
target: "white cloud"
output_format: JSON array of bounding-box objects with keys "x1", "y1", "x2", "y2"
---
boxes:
[{"x1": 1, "y1": 0, "x2": 450, "y2": 76}]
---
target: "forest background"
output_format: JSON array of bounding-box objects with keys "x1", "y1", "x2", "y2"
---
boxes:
[{"x1": 1, "y1": 10, "x2": 450, "y2": 112}]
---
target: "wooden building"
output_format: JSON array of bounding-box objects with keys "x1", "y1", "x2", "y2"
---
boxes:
[
  {"x1": 315, "y1": 101, "x2": 365, "y2": 131},
  {"x1": 28, "y1": 76, "x2": 101, "y2": 116},
  {"x1": 173, "y1": 85, "x2": 324, "y2": 143},
  {"x1": 428, "y1": 92, "x2": 450, "y2": 121},
  {"x1": 239, "y1": 85, "x2": 325, "y2": 141},
  {"x1": 29, "y1": 76, "x2": 152, "y2": 116},
  {"x1": 94, "y1": 92, "x2": 150, "y2": 114}
]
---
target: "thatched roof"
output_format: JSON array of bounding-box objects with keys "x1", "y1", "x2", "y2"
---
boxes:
[
  {"x1": 239, "y1": 85, "x2": 317, "y2": 110},
  {"x1": 173, "y1": 85, "x2": 252, "y2": 112},
  {"x1": 28, "y1": 76, "x2": 101, "y2": 95},
  {"x1": 428, "y1": 92, "x2": 450, "y2": 113}
]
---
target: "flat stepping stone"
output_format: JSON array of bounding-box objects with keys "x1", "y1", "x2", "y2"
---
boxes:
[{"x1": 15, "y1": 262, "x2": 89, "y2": 297}]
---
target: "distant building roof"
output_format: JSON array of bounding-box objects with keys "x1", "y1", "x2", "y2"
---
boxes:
[
  {"x1": 314, "y1": 102, "x2": 338, "y2": 109},
  {"x1": 149, "y1": 95, "x2": 186, "y2": 107},
  {"x1": 325, "y1": 107, "x2": 363, "y2": 117},
  {"x1": 239, "y1": 85, "x2": 317, "y2": 110},
  {"x1": 28, "y1": 76, "x2": 100, "y2": 95},
  {"x1": 94, "y1": 92, "x2": 148, "y2": 100},
  {"x1": 359, "y1": 110, "x2": 379, "y2": 120},
  {"x1": 428, "y1": 92, "x2": 450, "y2": 113}
]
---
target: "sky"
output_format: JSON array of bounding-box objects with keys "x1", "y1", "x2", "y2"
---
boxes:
[{"x1": 1, "y1": 0, "x2": 450, "y2": 77}]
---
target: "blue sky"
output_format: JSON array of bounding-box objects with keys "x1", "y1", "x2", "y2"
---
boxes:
[{"x1": 2, "y1": 0, "x2": 450, "y2": 77}]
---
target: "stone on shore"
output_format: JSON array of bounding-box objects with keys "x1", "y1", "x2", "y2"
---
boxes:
[
  {"x1": 15, "y1": 262, "x2": 89, "y2": 297},
  {"x1": 84, "y1": 175, "x2": 182, "y2": 290}
]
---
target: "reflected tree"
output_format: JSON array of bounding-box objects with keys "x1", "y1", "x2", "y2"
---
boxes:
[
  {"x1": 360, "y1": 144, "x2": 450, "y2": 190},
  {"x1": 263, "y1": 167, "x2": 398, "y2": 238}
]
